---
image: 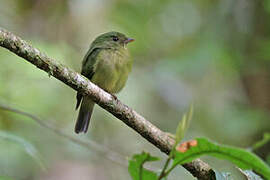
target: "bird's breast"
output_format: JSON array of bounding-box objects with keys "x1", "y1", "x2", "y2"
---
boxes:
[{"x1": 91, "y1": 49, "x2": 132, "y2": 93}]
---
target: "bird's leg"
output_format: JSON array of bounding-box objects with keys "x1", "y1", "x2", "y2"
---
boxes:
[{"x1": 104, "y1": 90, "x2": 118, "y2": 100}]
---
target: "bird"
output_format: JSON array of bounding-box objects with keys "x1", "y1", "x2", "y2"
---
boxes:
[{"x1": 75, "y1": 31, "x2": 134, "y2": 134}]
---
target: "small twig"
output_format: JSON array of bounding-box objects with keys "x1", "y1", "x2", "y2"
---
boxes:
[
  {"x1": 158, "y1": 157, "x2": 171, "y2": 180},
  {"x1": 158, "y1": 145, "x2": 176, "y2": 179},
  {"x1": 0, "y1": 103, "x2": 127, "y2": 167},
  {"x1": 161, "y1": 161, "x2": 180, "y2": 179}
]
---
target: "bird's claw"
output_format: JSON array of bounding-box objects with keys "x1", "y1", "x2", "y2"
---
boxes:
[
  {"x1": 111, "y1": 93, "x2": 118, "y2": 100},
  {"x1": 104, "y1": 90, "x2": 118, "y2": 100}
]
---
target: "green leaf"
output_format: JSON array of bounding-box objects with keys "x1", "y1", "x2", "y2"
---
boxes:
[
  {"x1": 214, "y1": 170, "x2": 232, "y2": 180},
  {"x1": 128, "y1": 152, "x2": 159, "y2": 180},
  {"x1": 237, "y1": 169, "x2": 264, "y2": 180},
  {"x1": 173, "y1": 138, "x2": 270, "y2": 179},
  {"x1": 0, "y1": 131, "x2": 46, "y2": 171},
  {"x1": 175, "y1": 105, "x2": 193, "y2": 144},
  {"x1": 252, "y1": 133, "x2": 270, "y2": 151}
]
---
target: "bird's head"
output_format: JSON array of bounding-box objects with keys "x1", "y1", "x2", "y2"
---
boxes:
[{"x1": 92, "y1": 31, "x2": 134, "y2": 49}]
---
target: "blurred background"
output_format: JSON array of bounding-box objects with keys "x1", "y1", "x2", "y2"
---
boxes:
[{"x1": 0, "y1": 0, "x2": 269, "y2": 179}]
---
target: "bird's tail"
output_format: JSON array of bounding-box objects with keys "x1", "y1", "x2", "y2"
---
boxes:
[{"x1": 75, "y1": 96, "x2": 95, "y2": 133}]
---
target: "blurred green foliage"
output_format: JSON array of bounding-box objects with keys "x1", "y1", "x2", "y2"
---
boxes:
[{"x1": 0, "y1": 0, "x2": 270, "y2": 179}]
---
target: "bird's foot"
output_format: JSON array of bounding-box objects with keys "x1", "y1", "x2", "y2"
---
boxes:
[
  {"x1": 104, "y1": 90, "x2": 118, "y2": 100},
  {"x1": 111, "y1": 93, "x2": 118, "y2": 100}
]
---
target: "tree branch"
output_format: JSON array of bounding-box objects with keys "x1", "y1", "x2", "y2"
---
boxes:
[{"x1": 0, "y1": 27, "x2": 215, "y2": 180}]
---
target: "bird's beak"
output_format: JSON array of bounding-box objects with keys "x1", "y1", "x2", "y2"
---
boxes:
[{"x1": 124, "y1": 38, "x2": 135, "y2": 44}]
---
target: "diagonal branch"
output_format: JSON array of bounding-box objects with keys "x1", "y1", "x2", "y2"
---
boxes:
[{"x1": 0, "y1": 27, "x2": 215, "y2": 180}]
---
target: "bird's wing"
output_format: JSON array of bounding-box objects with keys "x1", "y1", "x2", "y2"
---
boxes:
[
  {"x1": 76, "y1": 47, "x2": 102, "y2": 110},
  {"x1": 81, "y1": 47, "x2": 102, "y2": 79}
]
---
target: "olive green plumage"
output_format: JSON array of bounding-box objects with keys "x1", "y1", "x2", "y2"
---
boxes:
[{"x1": 75, "y1": 32, "x2": 134, "y2": 133}]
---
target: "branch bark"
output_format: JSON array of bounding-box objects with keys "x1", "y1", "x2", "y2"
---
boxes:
[{"x1": 0, "y1": 27, "x2": 215, "y2": 180}]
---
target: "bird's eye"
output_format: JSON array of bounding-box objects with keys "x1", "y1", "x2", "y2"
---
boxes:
[{"x1": 112, "y1": 36, "x2": 119, "y2": 41}]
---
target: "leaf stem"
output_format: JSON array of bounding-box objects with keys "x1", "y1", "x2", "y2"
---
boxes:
[
  {"x1": 161, "y1": 162, "x2": 179, "y2": 178},
  {"x1": 251, "y1": 133, "x2": 270, "y2": 151},
  {"x1": 158, "y1": 155, "x2": 172, "y2": 179},
  {"x1": 158, "y1": 140, "x2": 178, "y2": 179}
]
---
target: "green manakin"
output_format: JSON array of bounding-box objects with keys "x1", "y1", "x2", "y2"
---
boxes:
[{"x1": 75, "y1": 32, "x2": 134, "y2": 133}]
